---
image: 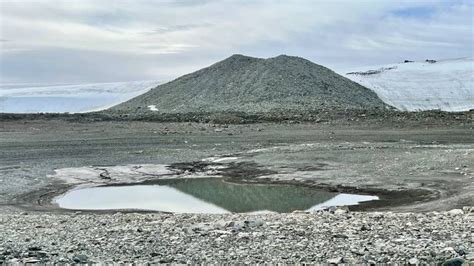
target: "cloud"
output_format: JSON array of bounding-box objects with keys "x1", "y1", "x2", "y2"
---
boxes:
[{"x1": 0, "y1": 0, "x2": 472, "y2": 83}]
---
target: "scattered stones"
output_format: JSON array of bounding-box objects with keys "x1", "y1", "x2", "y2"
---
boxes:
[
  {"x1": 447, "y1": 209, "x2": 464, "y2": 216},
  {"x1": 0, "y1": 211, "x2": 471, "y2": 264},
  {"x1": 462, "y1": 206, "x2": 473, "y2": 214}
]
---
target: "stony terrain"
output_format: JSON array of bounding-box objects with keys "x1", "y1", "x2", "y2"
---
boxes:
[
  {"x1": 109, "y1": 54, "x2": 390, "y2": 114},
  {"x1": 1, "y1": 118, "x2": 472, "y2": 213},
  {"x1": 0, "y1": 208, "x2": 472, "y2": 264},
  {"x1": 1, "y1": 116, "x2": 472, "y2": 264}
]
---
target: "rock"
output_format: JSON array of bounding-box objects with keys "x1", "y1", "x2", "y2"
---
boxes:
[
  {"x1": 229, "y1": 221, "x2": 245, "y2": 232},
  {"x1": 24, "y1": 258, "x2": 41, "y2": 263},
  {"x1": 334, "y1": 207, "x2": 349, "y2": 215},
  {"x1": 36, "y1": 251, "x2": 48, "y2": 258},
  {"x1": 462, "y1": 206, "x2": 473, "y2": 214},
  {"x1": 72, "y1": 254, "x2": 89, "y2": 263},
  {"x1": 442, "y1": 247, "x2": 457, "y2": 254},
  {"x1": 212, "y1": 220, "x2": 230, "y2": 229},
  {"x1": 408, "y1": 257, "x2": 419, "y2": 265},
  {"x1": 244, "y1": 219, "x2": 264, "y2": 228},
  {"x1": 447, "y1": 209, "x2": 464, "y2": 215},
  {"x1": 27, "y1": 246, "x2": 42, "y2": 251},
  {"x1": 327, "y1": 257, "x2": 343, "y2": 264},
  {"x1": 99, "y1": 171, "x2": 111, "y2": 180},
  {"x1": 442, "y1": 257, "x2": 465, "y2": 266},
  {"x1": 360, "y1": 224, "x2": 370, "y2": 231},
  {"x1": 332, "y1": 234, "x2": 349, "y2": 239}
]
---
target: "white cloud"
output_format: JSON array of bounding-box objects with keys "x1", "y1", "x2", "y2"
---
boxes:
[{"x1": 0, "y1": 0, "x2": 472, "y2": 83}]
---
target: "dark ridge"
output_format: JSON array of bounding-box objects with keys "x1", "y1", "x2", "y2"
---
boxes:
[{"x1": 108, "y1": 54, "x2": 393, "y2": 114}]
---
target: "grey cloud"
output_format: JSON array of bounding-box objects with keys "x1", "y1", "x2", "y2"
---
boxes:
[
  {"x1": 144, "y1": 23, "x2": 214, "y2": 34},
  {"x1": 0, "y1": 0, "x2": 472, "y2": 84},
  {"x1": 0, "y1": 47, "x2": 225, "y2": 84}
]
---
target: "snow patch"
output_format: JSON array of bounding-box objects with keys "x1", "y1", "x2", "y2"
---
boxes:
[
  {"x1": 342, "y1": 58, "x2": 474, "y2": 111},
  {"x1": 203, "y1": 156, "x2": 240, "y2": 163},
  {"x1": 308, "y1": 194, "x2": 379, "y2": 211},
  {"x1": 148, "y1": 105, "x2": 159, "y2": 111}
]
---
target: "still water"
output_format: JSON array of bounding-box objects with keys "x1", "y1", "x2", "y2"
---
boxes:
[{"x1": 55, "y1": 178, "x2": 378, "y2": 213}]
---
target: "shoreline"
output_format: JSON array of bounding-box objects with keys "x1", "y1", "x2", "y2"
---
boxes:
[{"x1": 10, "y1": 174, "x2": 434, "y2": 215}]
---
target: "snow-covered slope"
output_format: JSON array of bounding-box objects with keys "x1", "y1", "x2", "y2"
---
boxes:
[
  {"x1": 342, "y1": 58, "x2": 473, "y2": 112},
  {"x1": 0, "y1": 80, "x2": 160, "y2": 113}
]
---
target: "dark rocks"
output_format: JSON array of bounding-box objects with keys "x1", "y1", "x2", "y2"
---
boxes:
[
  {"x1": 98, "y1": 169, "x2": 111, "y2": 180},
  {"x1": 442, "y1": 257, "x2": 465, "y2": 266},
  {"x1": 27, "y1": 246, "x2": 41, "y2": 252}
]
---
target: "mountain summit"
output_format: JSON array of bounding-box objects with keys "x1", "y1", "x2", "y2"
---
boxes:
[{"x1": 110, "y1": 54, "x2": 390, "y2": 114}]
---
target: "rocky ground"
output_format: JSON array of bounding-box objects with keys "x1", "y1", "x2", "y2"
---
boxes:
[
  {"x1": 1, "y1": 208, "x2": 472, "y2": 264},
  {"x1": 1, "y1": 118, "x2": 472, "y2": 213},
  {"x1": 0, "y1": 116, "x2": 472, "y2": 263}
]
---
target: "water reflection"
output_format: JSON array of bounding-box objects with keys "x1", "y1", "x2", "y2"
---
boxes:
[{"x1": 55, "y1": 178, "x2": 377, "y2": 213}]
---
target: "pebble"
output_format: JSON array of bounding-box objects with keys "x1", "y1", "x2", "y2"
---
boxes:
[
  {"x1": 447, "y1": 209, "x2": 464, "y2": 216},
  {"x1": 0, "y1": 211, "x2": 471, "y2": 264}
]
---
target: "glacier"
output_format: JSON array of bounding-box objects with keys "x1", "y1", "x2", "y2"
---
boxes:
[
  {"x1": 0, "y1": 80, "x2": 160, "y2": 113},
  {"x1": 342, "y1": 57, "x2": 474, "y2": 112}
]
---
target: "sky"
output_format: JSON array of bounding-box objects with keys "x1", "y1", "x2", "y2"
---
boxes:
[{"x1": 0, "y1": 0, "x2": 473, "y2": 84}]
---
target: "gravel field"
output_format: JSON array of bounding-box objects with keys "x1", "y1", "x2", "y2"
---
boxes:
[
  {"x1": 0, "y1": 117, "x2": 472, "y2": 264},
  {"x1": 1, "y1": 119, "x2": 472, "y2": 213},
  {"x1": 1, "y1": 209, "x2": 472, "y2": 264}
]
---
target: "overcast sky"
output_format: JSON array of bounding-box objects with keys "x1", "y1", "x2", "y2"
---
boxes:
[{"x1": 0, "y1": 0, "x2": 473, "y2": 84}]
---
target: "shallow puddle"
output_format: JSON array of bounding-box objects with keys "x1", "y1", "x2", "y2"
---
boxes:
[{"x1": 55, "y1": 178, "x2": 378, "y2": 213}]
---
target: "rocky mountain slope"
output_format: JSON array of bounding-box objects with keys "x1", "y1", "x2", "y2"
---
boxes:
[
  {"x1": 109, "y1": 55, "x2": 390, "y2": 114},
  {"x1": 343, "y1": 57, "x2": 474, "y2": 112}
]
